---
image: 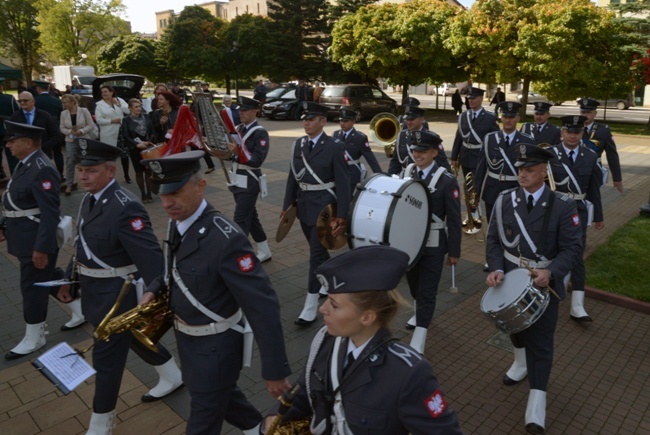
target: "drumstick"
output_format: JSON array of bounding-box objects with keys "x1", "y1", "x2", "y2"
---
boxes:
[
  {"x1": 522, "y1": 262, "x2": 560, "y2": 299},
  {"x1": 449, "y1": 264, "x2": 458, "y2": 293}
]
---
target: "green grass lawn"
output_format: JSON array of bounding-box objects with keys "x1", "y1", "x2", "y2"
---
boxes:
[{"x1": 585, "y1": 216, "x2": 650, "y2": 302}]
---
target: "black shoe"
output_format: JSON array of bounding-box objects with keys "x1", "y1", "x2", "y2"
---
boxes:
[
  {"x1": 141, "y1": 384, "x2": 184, "y2": 403},
  {"x1": 570, "y1": 314, "x2": 593, "y2": 323},
  {"x1": 205, "y1": 168, "x2": 215, "y2": 174},
  {"x1": 125, "y1": 178, "x2": 132, "y2": 184},
  {"x1": 60, "y1": 321, "x2": 87, "y2": 331},
  {"x1": 482, "y1": 263, "x2": 490, "y2": 272},
  {"x1": 294, "y1": 317, "x2": 316, "y2": 326},
  {"x1": 525, "y1": 423, "x2": 545, "y2": 434},
  {"x1": 405, "y1": 323, "x2": 415, "y2": 330},
  {"x1": 4, "y1": 351, "x2": 29, "y2": 361},
  {"x1": 503, "y1": 374, "x2": 526, "y2": 386}
]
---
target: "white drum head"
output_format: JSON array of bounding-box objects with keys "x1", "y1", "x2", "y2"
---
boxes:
[{"x1": 481, "y1": 268, "x2": 532, "y2": 312}]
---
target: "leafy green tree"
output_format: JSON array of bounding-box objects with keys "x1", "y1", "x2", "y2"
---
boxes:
[
  {"x1": 329, "y1": 0, "x2": 379, "y2": 20},
  {"x1": 0, "y1": 0, "x2": 41, "y2": 80},
  {"x1": 155, "y1": 6, "x2": 225, "y2": 83},
  {"x1": 267, "y1": 0, "x2": 330, "y2": 81},
  {"x1": 96, "y1": 35, "x2": 159, "y2": 80},
  {"x1": 330, "y1": 0, "x2": 459, "y2": 102},
  {"x1": 36, "y1": 0, "x2": 129, "y2": 65}
]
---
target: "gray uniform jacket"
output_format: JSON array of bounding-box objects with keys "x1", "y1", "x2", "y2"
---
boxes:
[
  {"x1": 451, "y1": 109, "x2": 499, "y2": 168},
  {"x1": 229, "y1": 120, "x2": 270, "y2": 194},
  {"x1": 388, "y1": 128, "x2": 451, "y2": 175},
  {"x1": 155, "y1": 204, "x2": 291, "y2": 388},
  {"x1": 282, "y1": 327, "x2": 462, "y2": 435},
  {"x1": 283, "y1": 133, "x2": 351, "y2": 225},
  {"x1": 2, "y1": 150, "x2": 60, "y2": 257},
  {"x1": 486, "y1": 186, "x2": 582, "y2": 299},
  {"x1": 520, "y1": 122, "x2": 561, "y2": 146},
  {"x1": 72, "y1": 183, "x2": 162, "y2": 326},
  {"x1": 585, "y1": 122, "x2": 622, "y2": 182},
  {"x1": 475, "y1": 130, "x2": 533, "y2": 205},
  {"x1": 332, "y1": 127, "x2": 383, "y2": 185},
  {"x1": 549, "y1": 144, "x2": 603, "y2": 223}
]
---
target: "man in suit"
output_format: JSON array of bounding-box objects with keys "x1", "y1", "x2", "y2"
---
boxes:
[
  {"x1": 332, "y1": 107, "x2": 383, "y2": 193},
  {"x1": 57, "y1": 139, "x2": 183, "y2": 435},
  {"x1": 33, "y1": 80, "x2": 64, "y2": 179},
  {"x1": 486, "y1": 143, "x2": 582, "y2": 434},
  {"x1": 295, "y1": 80, "x2": 310, "y2": 120},
  {"x1": 520, "y1": 102, "x2": 561, "y2": 146},
  {"x1": 227, "y1": 96, "x2": 273, "y2": 262},
  {"x1": 579, "y1": 98, "x2": 623, "y2": 193},
  {"x1": 490, "y1": 87, "x2": 506, "y2": 116},
  {"x1": 549, "y1": 115, "x2": 604, "y2": 323},
  {"x1": 11, "y1": 92, "x2": 60, "y2": 167},
  {"x1": 403, "y1": 131, "x2": 462, "y2": 353},
  {"x1": 1, "y1": 122, "x2": 61, "y2": 360},
  {"x1": 451, "y1": 87, "x2": 499, "y2": 224},
  {"x1": 476, "y1": 101, "x2": 534, "y2": 222},
  {"x1": 0, "y1": 77, "x2": 21, "y2": 178},
  {"x1": 141, "y1": 151, "x2": 291, "y2": 435},
  {"x1": 282, "y1": 102, "x2": 351, "y2": 325},
  {"x1": 388, "y1": 105, "x2": 451, "y2": 176}
]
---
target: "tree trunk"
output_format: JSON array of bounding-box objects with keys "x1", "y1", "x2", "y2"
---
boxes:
[
  {"x1": 521, "y1": 77, "x2": 531, "y2": 119},
  {"x1": 402, "y1": 82, "x2": 408, "y2": 105},
  {"x1": 225, "y1": 74, "x2": 231, "y2": 95}
]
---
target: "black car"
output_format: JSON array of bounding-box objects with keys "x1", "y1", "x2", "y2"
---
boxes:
[
  {"x1": 79, "y1": 73, "x2": 145, "y2": 116},
  {"x1": 262, "y1": 85, "x2": 297, "y2": 103},
  {"x1": 262, "y1": 89, "x2": 299, "y2": 120},
  {"x1": 319, "y1": 84, "x2": 397, "y2": 121}
]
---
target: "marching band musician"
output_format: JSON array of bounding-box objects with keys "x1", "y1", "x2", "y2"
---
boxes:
[
  {"x1": 57, "y1": 139, "x2": 183, "y2": 435},
  {"x1": 398, "y1": 96, "x2": 429, "y2": 130},
  {"x1": 282, "y1": 102, "x2": 351, "y2": 326},
  {"x1": 548, "y1": 116, "x2": 604, "y2": 323},
  {"x1": 227, "y1": 96, "x2": 273, "y2": 262},
  {"x1": 141, "y1": 151, "x2": 291, "y2": 435},
  {"x1": 264, "y1": 246, "x2": 463, "y2": 435},
  {"x1": 519, "y1": 102, "x2": 561, "y2": 146},
  {"x1": 486, "y1": 144, "x2": 582, "y2": 434},
  {"x1": 579, "y1": 98, "x2": 624, "y2": 193},
  {"x1": 403, "y1": 131, "x2": 462, "y2": 353},
  {"x1": 1, "y1": 122, "x2": 62, "y2": 360},
  {"x1": 475, "y1": 101, "x2": 534, "y2": 222},
  {"x1": 332, "y1": 107, "x2": 383, "y2": 194},
  {"x1": 387, "y1": 104, "x2": 451, "y2": 176}
]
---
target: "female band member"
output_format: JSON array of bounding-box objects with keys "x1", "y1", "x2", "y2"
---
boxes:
[{"x1": 266, "y1": 246, "x2": 462, "y2": 435}]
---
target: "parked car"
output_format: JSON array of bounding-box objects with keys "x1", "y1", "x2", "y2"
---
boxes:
[
  {"x1": 435, "y1": 83, "x2": 458, "y2": 96},
  {"x1": 262, "y1": 89, "x2": 299, "y2": 120},
  {"x1": 319, "y1": 84, "x2": 397, "y2": 120},
  {"x1": 575, "y1": 96, "x2": 634, "y2": 110},
  {"x1": 517, "y1": 92, "x2": 563, "y2": 105}
]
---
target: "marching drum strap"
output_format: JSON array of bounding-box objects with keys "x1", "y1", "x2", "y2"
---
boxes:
[
  {"x1": 306, "y1": 326, "x2": 330, "y2": 435},
  {"x1": 426, "y1": 166, "x2": 447, "y2": 194},
  {"x1": 330, "y1": 337, "x2": 354, "y2": 435},
  {"x1": 496, "y1": 193, "x2": 520, "y2": 250},
  {"x1": 504, "y1": 251, "x2": 552, "y2": 269},
  {"x1": 459, "y1": 110, "x2": 483, "y2": 145},
  {"x1": 344, "y1": 150, "x2": 362, "y2": 170},
  {"x1": 510, "y1": 191, "x2": 549, "y2": 262}
]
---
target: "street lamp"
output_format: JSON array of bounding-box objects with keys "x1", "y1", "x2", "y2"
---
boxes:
[{"x1": 79, "y1": 53, "x2": 87, "y2": 66}]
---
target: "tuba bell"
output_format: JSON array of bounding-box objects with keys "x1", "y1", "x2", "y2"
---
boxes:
[{"x1": 369, "y1": 112, "x2": 400, "y2": 158}]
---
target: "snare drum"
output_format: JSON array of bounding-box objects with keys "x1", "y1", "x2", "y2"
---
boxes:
[
  {"x1": 480, "y1": 268, "x2": 549, "y2": 334},
  {"x1": 140, "y1": 143, "x2": 165, "y2": 160},
  {"x1": 347, "y1": 174, "x2": 431, "y2": 267}
]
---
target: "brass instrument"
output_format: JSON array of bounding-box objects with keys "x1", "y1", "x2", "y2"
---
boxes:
[
  {"x1": 369, "y1": 112, "x2": 400, "y2": 158},
  {"x1": 93, "y1": 275, "x2": 173, "y2": 353},
  {"x1": 462, "y1": 172, "x2": 483, "y2": 238},
  {"x1": 194, "y1": 93, "x2": 235, "y2": 183},
  {"x1": 538, "y1": 143, "x2": 556, "y2": 191},
  {"x1": 267, "y1": 384, "x2": 311, "y2": 435}
]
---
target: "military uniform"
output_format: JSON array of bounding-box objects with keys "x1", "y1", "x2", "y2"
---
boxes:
[
  {"x1": 486, "y1": 144, "x2": 582, "y2": 433},
  {"x1": 0, "y1": 80, "x2": 20, "y2": 176},
  {"x1": 580, "y1": 98, "x2": 622, "y2": 185},
  {"x1": 2, "y1": 123, "x2": 61, "y2": 360},
  {"x1": 520, "y1": 122, "x2": 561, "y2": 146},
  {"x1": 282, "y1": 103, "x2": 351, "y2": 307},
  {"x1": 143, "y1": 151, "x2": 291, "y2": 435}
]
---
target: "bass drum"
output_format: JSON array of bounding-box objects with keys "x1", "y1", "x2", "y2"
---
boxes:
[{"x1": 347, "y1": 174, "x2": 432, "y2": 267}]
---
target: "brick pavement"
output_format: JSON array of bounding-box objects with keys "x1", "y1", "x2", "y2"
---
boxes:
[{"x1": 1, "y1": 115, "x2": 649, "y2": 434}]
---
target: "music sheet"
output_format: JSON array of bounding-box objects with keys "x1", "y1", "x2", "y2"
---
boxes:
[{"x1": 32, "y1": 342, "x2": 96, "y2": 395}]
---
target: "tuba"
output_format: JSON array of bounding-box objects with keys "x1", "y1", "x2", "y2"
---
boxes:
[
  {"x1": 369, "y1": 112, "x2": 400, "y2": 158},
  {"x1": 93, "y1": 275, "x2": 173, "y2": 353}
]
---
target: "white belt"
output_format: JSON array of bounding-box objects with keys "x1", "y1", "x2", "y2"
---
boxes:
[
  {"x1": 3, "y1": 208, "x2": 40, "y2": 218},
  {"x1": 174, "y1": 310, "x2": 243, "y2": 336},
  {"x1": 504, "y1": 251, "x2": 552, "y2": 269},
  {"x1": 430, "y1": 222, "x2": 446, "y2": 230},
  {"x1": 299, "y1": 181, "x2": 335, "y2": 191},
  {"x1": 463, "y1": 142, "x2": 482, "y2": 150},
  {"x1": 488, "y1": 172, "x2": 518, "y2": 181},
  {"x1": 78, "y1": 264, "x2": 138, "y2": 278},
  {"x1": 236, "y1": 163, "x2": 256, "y2": 171},
  {"x1": 346, "y1": 159, "x2": 360, "y2": 166},
  {"x1": 565, "y1": 192, "x2": 586, "y2": 200}
]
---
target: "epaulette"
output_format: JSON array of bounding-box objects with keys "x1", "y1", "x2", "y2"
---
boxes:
[
  {"x1": 443, "y1": 170, "x2": 455, "y2": 179},
  {"x1": 212, "y1": 215, "x2": 239, "y2": 239},
  {"x1": 555, "y1": 192, "x2": 570, "y2": 202},
  {"x1": 114, "y1": 189, "x2": 132, "y2": 206},
  {"x1": 388, "y1": 342, "x2": 423, "y2": 368},
  {"x1": 36, "y1": 157, "x2": 47, "y2": 169}
]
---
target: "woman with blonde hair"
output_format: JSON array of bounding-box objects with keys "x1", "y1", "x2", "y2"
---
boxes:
[{"x1": 59, "y1": 94, "x2": 95, "y2": 195}]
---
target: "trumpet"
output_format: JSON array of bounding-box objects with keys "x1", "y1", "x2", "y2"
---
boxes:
[
  {"x1": 369, "y1": 112, "x2": 400, "y2": 158},
  {"x1": 462, "y1": 172, "x2": 485, "y2": 242}
]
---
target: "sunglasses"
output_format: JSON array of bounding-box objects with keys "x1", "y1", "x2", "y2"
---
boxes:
[{"x1": 17, "y1": 99, "x2": 32, "y2": 103}]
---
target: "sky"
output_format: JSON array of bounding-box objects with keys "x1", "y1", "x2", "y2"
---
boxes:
[{"x1": 122, "y1": 0, "x2": 477, "y2": 34}]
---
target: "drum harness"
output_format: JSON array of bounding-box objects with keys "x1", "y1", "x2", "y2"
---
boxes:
[
  {"x1": 550, "y1": 147, "x2": 594, "y2": 225},
  {"x1": 494, "y1": 190, "x2": 555, "y2": 270},
  {"x1": 291, "y1": 138, "x2": 337, "y2": 199},
  {"x1": 485, "y1": 132, "x2": 518, "y2": 182},
  {"x1": 422, "y1": 165, "x2": 449, "y2": 247},
  {"x1": 459, "y1": 110, "x2": 484, "y2": 150},
  {"x1": 231, "y1": 125, "x2": 268, "y2": 197}
]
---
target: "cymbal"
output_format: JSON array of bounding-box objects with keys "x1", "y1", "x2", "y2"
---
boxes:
[
  {"x1": 276, "y1": 204, "x2": 297, "y2": 243},
  {"x1": 316, "y1": 203, "x2": 347, "y2": 250}
]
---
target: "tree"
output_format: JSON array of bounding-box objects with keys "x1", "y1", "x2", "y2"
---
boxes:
[
  {"x1": 96, "y1": 35, "x2": 159, "y2": 80},
  {"x1": 0, "y1": 0, "x2": 41, "y2": 80},
  {"x1": 155, "y1": 6, "x2": 225, "y2": 82},
  {"x1": 267, "y1": 0, "x2": 330, "y2": 81},
  {"x1": 329, "y1": 0, "x2": 379, "y2": 21},
  {"x1": 36, "y1": 0, "x2": 129, "y2": 65},
  {"x1": 330, "y1": 0, "x2": 460, "y2": 102}
]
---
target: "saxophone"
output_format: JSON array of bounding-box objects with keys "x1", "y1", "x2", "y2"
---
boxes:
[{"x1": 93, "y1": 275, "x2": 173, "y2": 353}]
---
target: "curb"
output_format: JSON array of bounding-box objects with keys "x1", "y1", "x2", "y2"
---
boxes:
[{"x1": 585, "y1": 285, "x2": 650, "y2": 315}]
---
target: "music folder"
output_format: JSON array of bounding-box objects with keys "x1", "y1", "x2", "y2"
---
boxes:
[{"x1": 32, "y1": 342, "x2": 96, "y2": 395}]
